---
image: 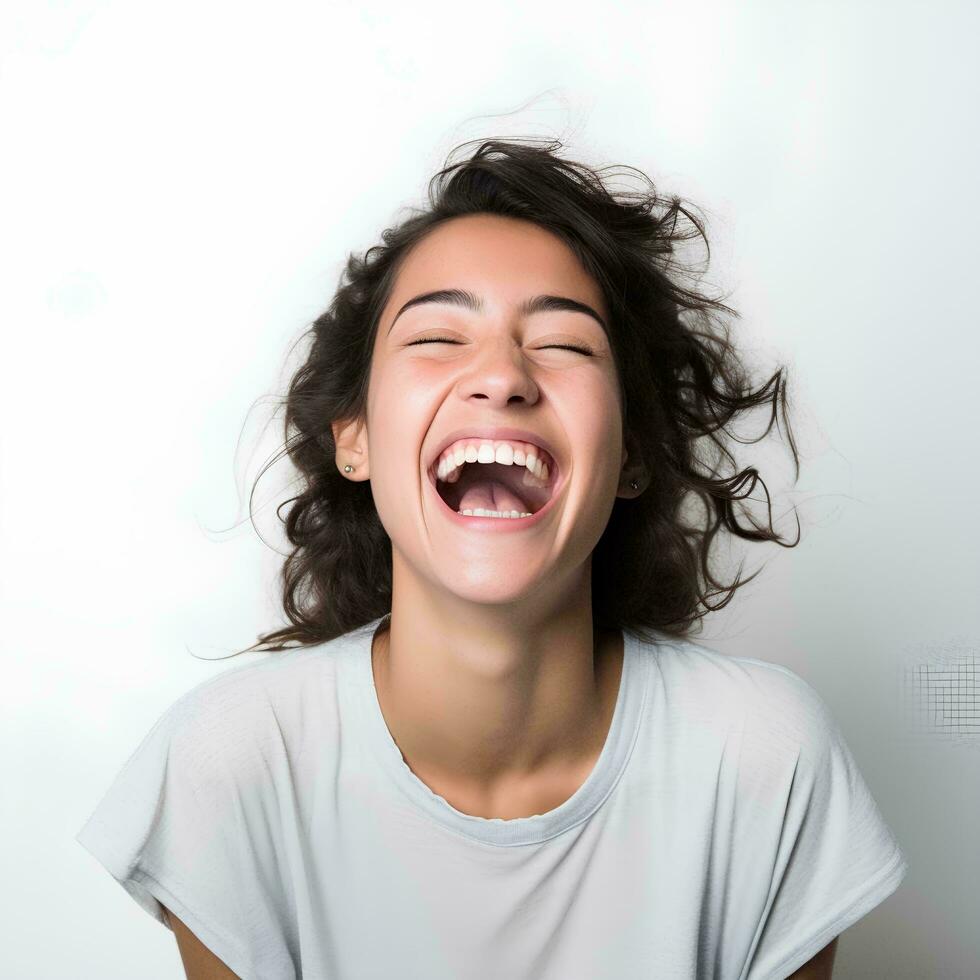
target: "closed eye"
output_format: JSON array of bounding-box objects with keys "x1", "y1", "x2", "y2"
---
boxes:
[{"x1": 407, "y1": 337, "x2": 593, "y2": 355}]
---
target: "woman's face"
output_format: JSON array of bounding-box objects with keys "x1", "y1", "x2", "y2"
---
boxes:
[{"x1": 362, "y1": 213, "x2": 629, "y2": 608}]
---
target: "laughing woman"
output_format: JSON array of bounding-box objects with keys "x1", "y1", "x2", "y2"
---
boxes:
[{"x1": 76, "y1": 139, "x2": 907, "y2": 980}]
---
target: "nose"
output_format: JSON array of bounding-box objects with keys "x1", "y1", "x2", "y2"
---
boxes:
[{"x1": 454, "y1": 339, "x2": 540, "y2": 407}]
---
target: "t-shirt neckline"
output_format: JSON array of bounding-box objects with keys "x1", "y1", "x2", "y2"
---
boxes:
[{"x1": 343, "y1": 615, "x2": 649, "y2": 846}]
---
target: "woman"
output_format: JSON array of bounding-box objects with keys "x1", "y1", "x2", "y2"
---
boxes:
[{"x1": 77, "y1": 138, "x2": 907, "y2": 979}]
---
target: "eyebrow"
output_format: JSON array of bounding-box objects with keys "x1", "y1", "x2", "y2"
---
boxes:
[{"x1": 387, "y1": 288, "x2": 608, "y2": 335}]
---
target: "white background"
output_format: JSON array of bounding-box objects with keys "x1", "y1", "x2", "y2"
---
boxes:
[{"x1": 2, "y1": 1, "x2": 977, "y2": 976}]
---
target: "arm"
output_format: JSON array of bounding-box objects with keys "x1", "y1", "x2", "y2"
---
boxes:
[
  {"x1": 785, "y1": 937, "x2": 838, "y2": 979},
  {"x1": 163, "y1": 907, "x2": 241, "y2": 980}
]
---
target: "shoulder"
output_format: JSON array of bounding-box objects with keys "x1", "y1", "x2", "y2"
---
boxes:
[
  {"x1": 174, "y1": 628, "x2": 361, "y2": 720},
  {"x1": 154, "y1": 631, "x2": 360, "y2": 784},
  {"x1": 639, "y1": 632, "x2": 837, "y2": 763}
]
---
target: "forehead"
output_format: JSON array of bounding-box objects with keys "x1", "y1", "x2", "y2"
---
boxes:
[{"x1": 388, "y1": 214, "x2": 607, "y2": 317}]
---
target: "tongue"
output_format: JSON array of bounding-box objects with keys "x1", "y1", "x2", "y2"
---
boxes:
[{"x1": 458, "y1": 478, "x2": 531, "y2": 514}]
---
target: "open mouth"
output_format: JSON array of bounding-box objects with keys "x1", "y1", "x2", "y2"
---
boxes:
[{"x1": 427, "y1": 453, "x2": 561, "y2": 520}]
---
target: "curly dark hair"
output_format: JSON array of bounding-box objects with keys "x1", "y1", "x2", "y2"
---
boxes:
[{"x1": 235, "y1": 136, "x2": 800, "y2": 655}]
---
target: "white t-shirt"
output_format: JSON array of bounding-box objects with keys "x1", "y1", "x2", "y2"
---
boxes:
[{"x1": 76, "y1": 616, "x2": 907, "y2": 980}]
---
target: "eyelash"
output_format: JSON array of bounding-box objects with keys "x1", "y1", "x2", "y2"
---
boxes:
[{"x1": 407, "y1": 337, "x2": 594, "y2": 356}]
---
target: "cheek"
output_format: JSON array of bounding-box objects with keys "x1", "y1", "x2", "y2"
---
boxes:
[
  {"x1": 365, "y1": 366, "x2": 433, "y2": 507},
  {"x1": 560, "y1": 375, "x2": 622, "y2": 442},
  {"x1": 368, "y1": 363, "x2": 429, "y2": 435},
  {"x1": 379, "y1": 360, "x2": 449, "y2": 413}
]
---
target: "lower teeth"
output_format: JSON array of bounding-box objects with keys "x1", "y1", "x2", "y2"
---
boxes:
[{"x1": 458, "y1": 508, "x2": 532, "y2": 519}]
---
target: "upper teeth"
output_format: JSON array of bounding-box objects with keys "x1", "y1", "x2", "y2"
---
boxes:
[{"x1": 435, "y1": 439, "x2": 551, "y2": 486}]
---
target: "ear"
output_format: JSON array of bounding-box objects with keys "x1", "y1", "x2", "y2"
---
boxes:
[
  {"x1": 616, "y1": 433, "x2": 649, "y2": 500},
  {"x1": 331, "y1": 416, "x2": 370, "y2": 482}
]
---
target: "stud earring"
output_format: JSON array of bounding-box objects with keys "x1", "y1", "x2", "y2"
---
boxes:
[
  {"x1": 630, "y1": 479, "x2": 638, "y2": 491},
  {"x1": 344, "y1": 465, "x2": 354, "y2": 473}
]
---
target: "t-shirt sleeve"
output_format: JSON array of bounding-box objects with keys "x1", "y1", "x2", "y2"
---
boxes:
[
  {"x1": 75, "y1": 687, "x2": 271, "y2": 979},
  {"x1": 740, "y1": 664, "x2": 909, "y2": 980}
]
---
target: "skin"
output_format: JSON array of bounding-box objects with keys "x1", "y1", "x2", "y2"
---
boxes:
[
  {"x1": 162, "y1": 212, "x2": 839, "y2": 978},
  {"x1": 332, "y1": 212, "x2": 647, "y2": 818},
  {"x1": 165, "y1": 909, "x2": 239, "y2": 979},
  {"x1": 788, "y1": 937, "x2": 838, "y2": 977}
]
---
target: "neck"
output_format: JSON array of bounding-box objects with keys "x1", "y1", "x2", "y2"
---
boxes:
[{"x1": 370, "y1": 600, "x2": 623, "y2": 807}]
